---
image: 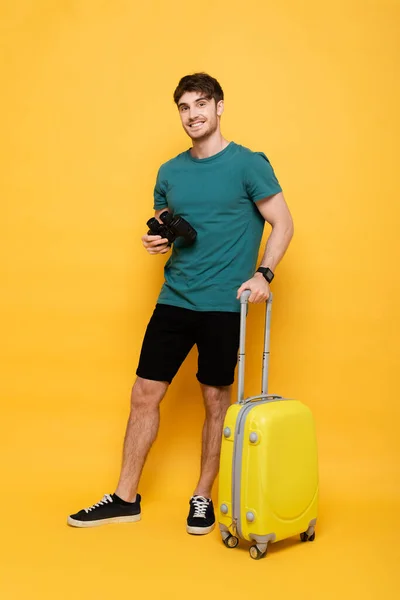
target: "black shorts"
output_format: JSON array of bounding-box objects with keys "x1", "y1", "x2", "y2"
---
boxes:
[{"x1": 136, "y1": 303, "x2": 241, "y2": 386}]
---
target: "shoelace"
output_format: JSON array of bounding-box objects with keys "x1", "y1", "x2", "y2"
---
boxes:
[
  {"x1": 191, "y1": 496, "x2": 209, "y2": 518},
  {"x1": 84, "y1": 493, "x2": 113, "y2": 513}
]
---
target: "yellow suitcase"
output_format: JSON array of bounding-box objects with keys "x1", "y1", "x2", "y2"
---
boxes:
[{"x1": 218, "y1": 291, "x2": 319, "y2": 559}]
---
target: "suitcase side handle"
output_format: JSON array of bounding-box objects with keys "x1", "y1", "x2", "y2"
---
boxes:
[
  {"x1": 237, "y1": 290, "x2": 273, "y2": 404},
  {"x1": 243, "y1": 394, "x2": 284, "y2": 404}
]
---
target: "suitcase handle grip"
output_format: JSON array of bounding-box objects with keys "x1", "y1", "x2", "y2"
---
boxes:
[
  {"x1": 239, "y1": 289, "x2": 252, "y2": 303},
  {"x1": 237, "y1": 290, "x2": 273, "y2": 404},
  {"x1": 239, "y1": 289, "x2": 273, "y2": 304}
]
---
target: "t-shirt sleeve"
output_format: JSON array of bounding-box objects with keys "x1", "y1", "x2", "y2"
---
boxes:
[
  {"x1": 245, "y1": 152, "x2": 282, "y2": 202},
  {"x1": 153, "y1": 167, "x2": 169, "y2": 210}
]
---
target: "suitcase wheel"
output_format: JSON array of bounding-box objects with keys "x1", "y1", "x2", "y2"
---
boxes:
[
  {"x1": 223, "y1": 534, "x2": 239, "y2": 549},
  {"x1": 249, "y1": 545, "x2": 267, "y2": 560},
  {"x1": 300, "y1": 531, "x2": 316, "y2": 542}
]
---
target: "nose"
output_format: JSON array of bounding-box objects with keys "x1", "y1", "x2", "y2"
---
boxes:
[{"x1": 188, "y1": 107, "x2": 200, "y2": 121}]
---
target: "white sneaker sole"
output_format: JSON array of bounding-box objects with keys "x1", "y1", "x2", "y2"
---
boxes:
[
  {"x1": 67, "y1": 514, "x2": 141, "y2": 528},
  {"x1": 186, "y1": 523, "x2": 215, "y2": 535}
]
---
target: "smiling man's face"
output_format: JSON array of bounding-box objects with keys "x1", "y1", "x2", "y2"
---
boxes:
[{"x1": 177, "y1": 91, "x2": 224, "y2": 141}]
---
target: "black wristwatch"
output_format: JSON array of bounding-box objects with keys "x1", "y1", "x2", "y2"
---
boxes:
[{"x1": 256, "y1": 267, "x2": 274, "y2": 283}]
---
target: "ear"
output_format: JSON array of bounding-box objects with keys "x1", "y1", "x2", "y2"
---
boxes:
[{"x1": 216, "y1": 100, "x2": 224, "y2": 117}]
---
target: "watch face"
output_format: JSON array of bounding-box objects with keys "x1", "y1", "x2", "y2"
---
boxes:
[{"x1": 257, "y1": 267, "x2": 273, "y2": 282}]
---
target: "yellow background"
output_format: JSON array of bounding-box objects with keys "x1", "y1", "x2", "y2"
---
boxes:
[{"x1": 1, "y1": 0, "x2": 399, "y2": 598}]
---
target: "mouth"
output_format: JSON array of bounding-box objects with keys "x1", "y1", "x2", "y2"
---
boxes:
[{"x1": 188, "y1": 121, "x2": 205, "y2": 130}]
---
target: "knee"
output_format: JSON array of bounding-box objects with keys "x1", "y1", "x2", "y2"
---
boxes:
[
  {"x1": 202, "y1": 385, "x2": 231, "y2": 417},
  {"x1": 130, "y1": 377, "x2": 167, "y2": 410}
]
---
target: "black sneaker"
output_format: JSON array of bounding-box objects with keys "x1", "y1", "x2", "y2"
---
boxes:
[
  {"x1": 67, "y1": 493, "x2": 141, "y2": 528},
  {"x1": 186, "y1": 496, "x2": 215, "y2": 535}
]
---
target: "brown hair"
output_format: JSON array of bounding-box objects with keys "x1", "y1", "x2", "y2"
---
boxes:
[{"x1": 173, "y1": 73, "x2": 224, "y2": 106}]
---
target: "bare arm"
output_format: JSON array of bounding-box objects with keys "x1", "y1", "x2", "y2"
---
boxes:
[
  {"x1": 237, "y1": 191, "x2": 294, "y2": 302},
  {"x1": 256, "y1": 191, "x2": 294, "y2": 271}
]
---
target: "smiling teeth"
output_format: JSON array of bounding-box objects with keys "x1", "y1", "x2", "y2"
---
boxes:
[{"x1": 190, "y1": 122, "x2": 204, "y2": 128}]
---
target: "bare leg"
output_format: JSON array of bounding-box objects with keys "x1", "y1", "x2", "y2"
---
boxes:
[
  {"x1": 193, "y1": 384, "x2": 232, "y2": 498},
  {"x1": 115, "y1": 377, "x2": 168, "y2": 502}
]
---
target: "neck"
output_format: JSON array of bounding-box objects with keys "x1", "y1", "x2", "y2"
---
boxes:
[{"x1": 190, "y1": 131, "x2": 230, "y2": 159}]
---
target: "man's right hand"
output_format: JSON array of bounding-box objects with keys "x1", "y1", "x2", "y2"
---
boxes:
[{"x1": 141, "y1": 234, "x2": 171, "y2": 255}]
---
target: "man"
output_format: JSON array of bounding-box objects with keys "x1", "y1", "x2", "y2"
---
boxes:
[{"x1": 68, "y1": 73, "x2": 294, "y2": 534}]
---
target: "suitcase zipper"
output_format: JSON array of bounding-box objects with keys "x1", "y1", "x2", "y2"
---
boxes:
[
  {"x1": 231, "y1": 401, "x2": 263, "y2": 539},
  {"x1": 231, "y1": 396, "x2": 285, "y2": 539}
]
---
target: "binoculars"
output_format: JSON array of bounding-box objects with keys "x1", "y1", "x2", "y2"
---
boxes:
[{"x1": 147, "y1": 210, "x2": 197, "y2": 246}]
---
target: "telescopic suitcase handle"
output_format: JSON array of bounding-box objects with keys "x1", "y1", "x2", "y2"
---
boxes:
[{"x1": 237, "y1": 290, "x2": 273, "y2": 404}]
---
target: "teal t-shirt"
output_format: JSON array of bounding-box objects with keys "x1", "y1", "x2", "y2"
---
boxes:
[{"x1": 153, "y1": 141, "x2": 282, "y2": 312}]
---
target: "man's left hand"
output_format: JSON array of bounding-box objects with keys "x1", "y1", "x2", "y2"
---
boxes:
[{"x1": 237, "y1": 274, "x2": 270, "y2": 303}]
